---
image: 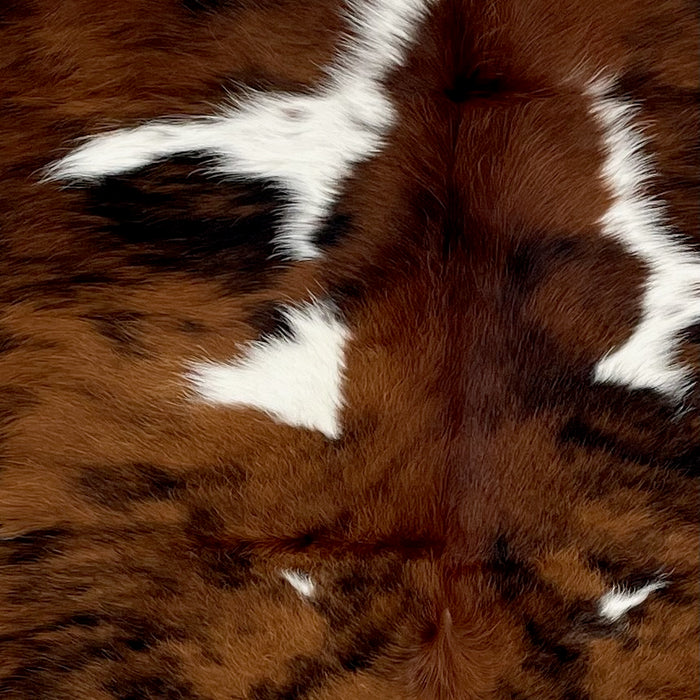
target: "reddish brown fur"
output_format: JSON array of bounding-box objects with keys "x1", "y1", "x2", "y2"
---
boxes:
[{"x1": 1, "y1": 0, "x2": 698, "y2": 698}]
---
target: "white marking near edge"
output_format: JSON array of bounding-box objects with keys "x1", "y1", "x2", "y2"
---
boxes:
[
  {"x1": 281, "y1": 570, "x2": 316, "y2": 599},
  {"x1": 588, "y1": 78, "x2": 700, "y2": 399},
  {"x1": 44, "y1": 0, "x2": 432, "y2": 260},
  {"x1": 598, "y1": 580, "x2": 666, "y2": 621},
  {"x1": 188, "y1": 301, "x2": 348, "y2": 438}
]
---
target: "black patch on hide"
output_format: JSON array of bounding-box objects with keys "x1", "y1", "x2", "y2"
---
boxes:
[
  {"x1": 0, "y1": 328, "x2": 21, "y2": 354},
  {"x1": 504, "y1": 237, "x2": 579, "y2": 300},
  {"x1": 78, "y1": 463, "x2": 185, "y2": 510},
  {"x1": 337, "y1": 625, "x2": 390, "y2": 672},
  {"x1": 684, "y1": 322, "x2": 700, "y2": 345},
  {"x1": 249, "y1": 655, "x2": 332, "y2": 700},
  {"x1": 559, "y1": 416, "x2": 699, "y2": 478},
  {"x1": 105, "y1": 674, "x2": 202, "y2": 700},
  {"x1": 3, "y1": 528, "x2": 69, "y2": 566},
  {"x1": 445, "y1": 66, "x2": 509, "y2": 102},
  {"x1": 84, "y1": 310, "x2": 147, "y2": 355},
  {"x1": 186, "y1": 507, "x2": 253, "y2": 590},
  {"x1": 247, "y1": 302, "x2": 296, "y2": 343},
  {"x1": 522, "y1": 619, "x2": 590, "y2": 700},
  {"x1": 487, "y1": 534, "x2": 540, "y2": 603},
  {"x1": 86, "y1": 156, "x2": 289, "y2": 294},
  {"x1": 316, "y1": 212, "x2": 353, "y2": 248}
]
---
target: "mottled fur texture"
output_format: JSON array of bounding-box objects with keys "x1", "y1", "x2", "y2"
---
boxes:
[{"x1": 1, "y1": 0, "x2": 698, "y2": 698}]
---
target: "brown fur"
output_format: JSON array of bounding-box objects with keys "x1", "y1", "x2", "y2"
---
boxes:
[{"x1": 1, "y1": 0, "x2": 698, "y2": 698}]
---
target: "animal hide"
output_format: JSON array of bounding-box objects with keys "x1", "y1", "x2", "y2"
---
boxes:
[{"x1": 0, "y1": 0, "x2": 698, "y2": 698}]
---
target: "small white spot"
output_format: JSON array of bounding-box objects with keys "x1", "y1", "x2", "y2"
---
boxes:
[
  {"x1": 44, "y1": 0, "x2": 432, "y2": 260},
  {"x1": 188, "y1": 300, "x2": 348, "y2": 439},
  {"x1": 587, "y1": 77, "x2": 700, "y2": 399},
  {"x1": 598, "y1": 579, "x2": 666, "y2": 621},
  {"x1": 281, "y1": 569, "x2": 316, "y2": 599}
]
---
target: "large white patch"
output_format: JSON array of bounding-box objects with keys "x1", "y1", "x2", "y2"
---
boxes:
[
  {"x1": 588, "y1": 78, "x2": 700, "y2": 399},
  {"x1": 188, "y1": 301, "x2": 348, "y2": 438},
  {"x1": 45, "y1": 0, "x2": 432, "y2": 260},
  {"x1": 598, "y1": 579, "x2": 666, "y2": 621}
]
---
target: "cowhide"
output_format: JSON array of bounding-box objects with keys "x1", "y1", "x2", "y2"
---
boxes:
[{"x1": 1, "y1": 0, "x2": 698, "y2": 698}]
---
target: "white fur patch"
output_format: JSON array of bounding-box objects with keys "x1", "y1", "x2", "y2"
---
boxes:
[
  {"x1": 188, "y1": 301, "x2": 348, "y2": 438},
  {"x1": 45, "y1": 0, "x2": 432, "y2": 260},
  {"x1": 588, "y1": 78, "x2": 700, "y2": 399},
  {"x1": 281, "y1": 569, "x2": 316, "y2": 599},
  {"x1": 598, "y1": 579, "x2": 666, "y2": 621}
]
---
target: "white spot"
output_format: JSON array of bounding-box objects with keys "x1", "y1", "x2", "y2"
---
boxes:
[
  {"x1": 598, "y1": 579, "x2": 666, "y2": 621},
  {"x1": 44, "y1": 0, "x2": 432, "y2": 260},
  {"x1": 188, "y1": 301, "x2": 348, "y2": 439},
  {"x1": 588, "y1": 78, "x2": 700, "y2": 399},
  {"x1": 281, "y1": 569, "x2": 316, "y2": 599}
]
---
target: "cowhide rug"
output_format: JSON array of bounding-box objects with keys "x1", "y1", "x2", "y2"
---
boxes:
[{"x1": 1, "y1": 0, "x2": 698, "y2": 698}]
